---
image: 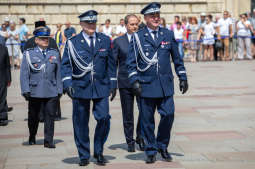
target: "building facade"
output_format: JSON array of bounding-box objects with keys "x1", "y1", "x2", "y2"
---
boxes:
[{"x1": 0, "y1": 0, "x2": 252, "y2": 33}]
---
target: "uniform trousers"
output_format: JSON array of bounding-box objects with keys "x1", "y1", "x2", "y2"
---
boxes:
[
  {"x1": 28, "y1": 97, "x2": 58, "y2": 143},
  {"x1": 119, "y1": 88, "x2": 142, "y2": 145},
  {"x1": 0, "y1": 85, "x2": 8, "y2": 121},
  {"x1": 72, "y1": 97, "x2": 110, "y2": 160},
  {"x1": 139, "y1": 96, "x2": 175, "y2": 156}
]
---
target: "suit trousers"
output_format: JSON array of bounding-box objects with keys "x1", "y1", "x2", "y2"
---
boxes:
[
  {"x1": 28, "y1": 97, "x2": 58, "y2": 143},
  {"x1": 72, "y1": 97, "x2": 110, "y2": 160},
  {"x1": 139, "y1": 96, "x2": 175, "y2": 156},
  {"x1": 119, "y1": 88, "x2": 142, "y2": 145},
  {"x1": 0, "y1": 85, "x2": 8, "y2": 120}
]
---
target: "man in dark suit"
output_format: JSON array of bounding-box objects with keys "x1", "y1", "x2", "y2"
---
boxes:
[
  {"x1": 0, "y1": 43, "x2": 11, "y2": 126},
  {"x1": 126, "y1": 2, "x2": 188, "y2": 163},
  {"x1": 113, "y1": 14, "x2": 145, "y2": 152}
]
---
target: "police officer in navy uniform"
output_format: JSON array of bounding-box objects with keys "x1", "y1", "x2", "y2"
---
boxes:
[
  {"x1": 113, "y1": 14, "x2": 145, "y2": 152},
  {"x1": 61, "y1": 10, "x2": 117, "y2": 166},
  {"x1": 20, "y1": 27, "x2": 63, "y2": 148},
  {"x1": 126, "y1": 2, "x2": 188, "y2": 163}
]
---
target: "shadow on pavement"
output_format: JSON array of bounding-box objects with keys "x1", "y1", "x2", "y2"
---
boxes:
[
  {"x1": 62, "y1": 155, "x2": 116, "y2": 164},
  {"x1": 24, "y1": 117, "x2": 68, "y2": 121},
  {"x1": 125, "y1": 152, "x2": 184, "y2": 161},
  {"x1": 22, "y1": 139, "x2": 64, "y2": 146},
  {"x1": 108, "y1": 143, "x2": 127, "y2": 151}
]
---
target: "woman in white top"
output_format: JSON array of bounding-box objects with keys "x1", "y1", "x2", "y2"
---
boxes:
[
  {"x1": 6, "y1": 21, "x2": 21, "y2": 68},
  {"x1": 173, "y1": 22, "x2": 185, "y2": 59},
  {"x1": 236, "y1": 13, "x2": 253, "y2": 60},
  {"x1": 200, "y1": 15, "x2": 215, "y2": 61}
]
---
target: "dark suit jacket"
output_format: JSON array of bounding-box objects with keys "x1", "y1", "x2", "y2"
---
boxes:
[
  {"x1": 113, "y1": 34, "x2": 132, "y2": 88},
  {"x1": 0, "y1": 44, "x2": 11, "y2": 85}
]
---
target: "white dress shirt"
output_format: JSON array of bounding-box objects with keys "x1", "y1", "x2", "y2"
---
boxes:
[
  {"x1": 82, "y1": 31, "x2": 96, "y2": 47},
  {"x1": 147, "y1": 27, "x2": 159, "y2": 40}
]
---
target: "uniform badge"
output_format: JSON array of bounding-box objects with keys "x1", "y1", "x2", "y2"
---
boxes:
[
  {"x1": 81, "y1": 40, "x2": 84, "y2": 43},
  {"x1": 49, "y1": 56, "x2": 56, "y2": 63},
  {"x1": 145, "y1": 33, "x2": 149, "y2": 36},
  {"x1": 33, "y1": 64, "x2": 38, "y2": 68},
  {"x1": 161, "y1": 41, "x2": 169, "y2": 48}
]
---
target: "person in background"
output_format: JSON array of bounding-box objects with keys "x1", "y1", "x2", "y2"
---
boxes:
[
  {"x1": 138, "y1": 15, "x2": 146, "y2": 30},
  {"x1": 54, "y1": 23, "x2": 66, "y2": 53},
  {"x1": 200, "y1": 15, "x2": 215, "y2": 61},
  {"x1": 236, "y1": 13, "x2": 253, "y2": 60},
  {"x1": 64, "y1": 21, "x2": 76, "y2": 39},
  {"x1": 160, "y1": 17, "x2": 166, "y2": 28},
  {"x1": 174, "y1": 21, "x2": 186, "y2": 59},
  {"x1": 102, "y1": 19, "x2": 113, "y2": 38},
  {"x1": 249, "y1": 9, "x2": 255, "y2": 57},
  {"x1": 0, "y1": 17, "x2": 10, "y2": 31},
  {"x1": 170, "y1": 15, "x2": 185, "y2": 30},
  {"x1": 0, "y1": 24, "x2": 8, "y2": 40},
  {"x1": 186, "y1": 17, "x2": 199, "y2": 62},
  {"x1": 18, "y1": 18, "x2": 29, "y2": 53},
  {"x1": 0, "y1": 43, "x2": 11, "y2": 126},
  {"x1": 6, "y1": 21, "x2": 21, "y2": 69},
  {"x1": 216, "y1": 10, "x2": 233, "y2": 61},
  {"x1": 115, "y1": 19, "x2": 127, "y2": 37}
]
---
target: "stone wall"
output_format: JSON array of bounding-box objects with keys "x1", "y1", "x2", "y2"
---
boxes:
[{"x1": 0, "y1": 0, "x2": 250, "y2": 34}]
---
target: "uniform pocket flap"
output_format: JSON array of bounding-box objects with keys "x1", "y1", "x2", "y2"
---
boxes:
[
  {"x1": 139, "y1": 76, "x2": 153, "y2": 83},
  {"x1": 29, "y1": 80, "x2": 38, "y2": 85}
]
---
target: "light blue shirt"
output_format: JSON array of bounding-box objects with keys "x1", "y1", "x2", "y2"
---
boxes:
[{"x1": 19, "y1": 24, "x2": 28, "y2": 41}]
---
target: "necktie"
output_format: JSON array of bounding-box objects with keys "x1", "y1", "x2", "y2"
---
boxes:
[
  {"x1": 152, "y1": 31, "x2": 158, "y2": 42},
  {"x1": 89, "y1": 36, "x2": 94, "y2": 54},
  {"x1": 42, "y1": 50, "x2": 46, "y2": 58}
]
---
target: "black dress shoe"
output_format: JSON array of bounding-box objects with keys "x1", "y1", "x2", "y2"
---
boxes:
[
  {"x1": 146, "y1": 154, "x2": 156, "y2": 164},
  {"x1": 128, "y1": 144, "x2": 135, "y2": 152},
  {"x1": 7, "y1": 107, "x2": 13, "y2": 112},
  {"x1": 44, "y1": 142, "x2": 56, "y2": 148},
  {"x1": 79, "y1": 159, "x2": 89, "y2": 166},
  {"x1": 158, "y1": 149, "x2": 173, "y2": 162},
  {"x1": 136, "y1": 138, "x2": 145, "y2": 151},
  {"x1": 28, "y1": 136, "x2": 36, "y2": 145},
  {"x1": 94, "y1": 154, "x2": 108, "y2": 166},
  {"x1": 0, "y1": 120, "x2": 8, "y2": 126}
]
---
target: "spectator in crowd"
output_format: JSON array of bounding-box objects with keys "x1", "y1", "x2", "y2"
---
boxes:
[
  {"x1": 64, "y1": 21, "x2": 76, "y2": 39},
  {"x1": 54, "y1": 23, "x2": 65, "y2": 53},
  {"x1": 115, "y1": 18, "x2": 127, "y2": 37},
  {"x1": 229, "y1": 13, "x2": 238, "y2": 60},
  {"x1": 181, "y1": 16, "x2": 188, "y2": 30},
  {"x1": 171, "y1": 16, "x2": 185, "y2": 30},
  {"x1": 102, "y1": 19, "x2": 113, "y2": 38},
  {"x1": 197, "y1": 13, "x2": 206, "y2": 60},
  {"x1": 236, "y1": 13, "x2": 253, "y2": 60},
  {"x1": 174, "y1": 21, "x2": 185, "y2": 59},
  {"x1": 213, "y1": 14, "x2": 221, "y2": 61},
  {"x1": 217, "y1": 10, "x2": 233, "y2": 61},
  {"x1": 6, "y1": 21, "x2": 21, "y2": 69},
  {"x1": 18, "y1": 17, "x2": 29, "y2": 53},
  {"x1": 138, "y1": 15, "x2": 146, "y2": 30},
  {"x1": 160, "y1": 17, "x2": 166, "y2": 28},
  {"x1": 200, "y1": 15, "x2": 215, "y2": 61},
  {"x1": 0, "y1": 24, "x2": 8, "y2": 40},
  {"x1": 198, "y1": 13, "x2": 206, "y2": 27},
  {"x1": 186, "y1": 17, "x2": 199, "y2": 62},
  {"x1": 0, "y1": 34, "x2": 5, "y2": 46},
  {"x1": 0, "y1": 17, "x2": 10, "y2": 31}
]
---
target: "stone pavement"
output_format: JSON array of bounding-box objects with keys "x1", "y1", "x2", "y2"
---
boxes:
[{"x1": 1, "y1": 60, "x2": 255, "y2": 169}]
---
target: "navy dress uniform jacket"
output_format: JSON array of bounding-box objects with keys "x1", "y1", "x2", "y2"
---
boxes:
[
  {"x1": 113, "y1": 34, "x2": 132, "y2": 88},
  {"x1": 61, "y1": 32, "x2": 117, "y2": 99},
  {"x1": 20, "y1": 47, "x2": 63, "y2": 98},
  {"x1": 126, "y1": 26, "x2": 187, "y2": 98}
]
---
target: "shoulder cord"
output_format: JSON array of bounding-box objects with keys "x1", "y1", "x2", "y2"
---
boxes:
[
  {"x1": 67, "y1": 40, "x2": 93, "y2": 78},
  {"x1": 133, "y1": 33, "x2": 158, "y2": 72},
  {"x1": 26, "y1": 51, "x2": 46, "y2": 72}
]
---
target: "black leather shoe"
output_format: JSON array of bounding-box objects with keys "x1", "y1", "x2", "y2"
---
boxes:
[
  {"x1": 44, "y1": 142, "x2": 56, "y2": 148},
  {"x1": 136, "y1": 138, "x2": 145, "y2": 151},
  {"x1": 28, "y1": 136, "x2": 36, "y2": 145},
  {"x1": 158, "y1": 149, "x2": 172, "y2": 162},
  {"x1": 128, "y1": 144, "x2": 135, "y2": 152},
  {"x1": 94, "y1": 154, "x2": 108, "y2": 166},
  {"x1": 79, "y1": 159, "x2": 89, "y2": 166},
  {"x1": 0, "y1": 120, "x2": 8, "y2": 126},
  {"x1": 146, "y1": 154, "x2": 156, "y2": 164}
]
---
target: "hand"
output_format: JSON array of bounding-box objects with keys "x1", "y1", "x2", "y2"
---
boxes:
[
  {"x1": 110, "y1": 88, "x2": 117, "y2": 101},
  {"x1": 65, "y1": 87, "x2": 74, "y2": 99},
  {"x1": 132, "y1": 81, "x2": 142, "y2": 97},
  {"x1": 179, "y1": 80, "x2": 188, "y2": 94},
  {"x1": 23, "y1": 92, "x2": 30, "y2": 101}
]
